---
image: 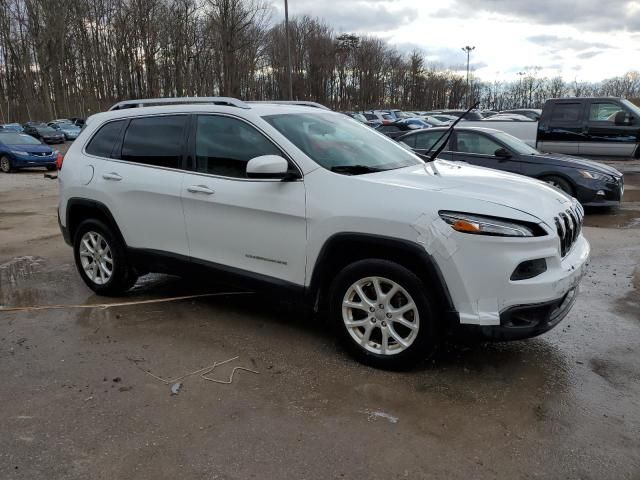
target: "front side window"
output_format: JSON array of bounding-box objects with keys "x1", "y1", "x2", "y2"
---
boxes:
[
  {"x1": 195, "y1": 115, "x2": 282, "y2": 178},
  {"x1": 121, "y1": 115, "x2": 187, "y2": 168},
  {"x1": 456, "y1": 132, "x2": 502, "y2": 156},
  {"x1": 589, "y1": 102, "x2": 624, "y2": 122},
  {"x1": 86, "y1": 120, "x2": 125, "y2": 158},
  {"x1": 263, "y1": 112, "x2": 422, "y2": 172}
]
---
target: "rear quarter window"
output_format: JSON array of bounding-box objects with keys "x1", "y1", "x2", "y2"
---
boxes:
[{"x1": 550, "y1": 103, "x2": 582, "y2": 123}]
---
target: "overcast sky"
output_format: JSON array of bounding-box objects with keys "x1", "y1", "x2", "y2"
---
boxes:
[{"x1": 270, "y1": 0, "x2": 640, "y2": 82}]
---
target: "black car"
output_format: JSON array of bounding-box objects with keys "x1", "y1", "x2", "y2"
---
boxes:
[
  {"x1": 397, "y1": 126, "x2": 624, "y2": 206},
  {"x1": 23, "y1": 123, "x2": 65, "y2": 144},
  {"x1": 375, "y1": 122, "x2": 422, "y2": 139}
]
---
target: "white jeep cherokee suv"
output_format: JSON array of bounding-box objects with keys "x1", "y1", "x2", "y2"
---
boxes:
[{"x1": 57, "y1": 98, "x2": 590, "y2": 369}]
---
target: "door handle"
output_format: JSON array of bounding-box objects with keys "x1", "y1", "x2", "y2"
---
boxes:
[
  {"x1": 102, "y1": 172, "x2": 122, "y2": 181},
  {"x1": 187, "y1": 185, "x2": 214, "y2": 195}
]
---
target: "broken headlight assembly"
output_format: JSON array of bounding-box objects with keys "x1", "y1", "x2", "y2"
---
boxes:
[{"x1": 439, "y1": 211, "x2": 546, "y2": 237}]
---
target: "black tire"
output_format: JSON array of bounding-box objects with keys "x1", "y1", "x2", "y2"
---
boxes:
[
  {"x1": 542, "y1": 175, "x2": 574, "y2": 197},
  {"x1": 0, "y1": 156, "x2": 13, "y2": 173},
  {"x1": 73, "y1": 219, "x2": 137, "y2": 296},
  {"x1": 329, "y1": 259, "x2": 438, "y2": 370}
]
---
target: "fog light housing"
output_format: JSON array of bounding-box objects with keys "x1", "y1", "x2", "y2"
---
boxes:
[
  {"x1": 511, "y1": 259, "x2": 547, "y2": 281},
  {"x1": 596, "y1": 190, "x2": 605, "y2": 196}
]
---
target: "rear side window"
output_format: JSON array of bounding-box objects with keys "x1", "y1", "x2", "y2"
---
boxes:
[
  {"x1": 86, "y1": 120, "x2": 125, "y2": 158},
  {"x1": 414, "y1": 131, "x2": 448, "y2": 151},
  {"x1": 121, "y1": 115, "x2": 187, "y2": 168},
  {"x1": 195, "y1": 115, "x2": 281, "y2": 178},
  {"x1": 550, "y1": 103, "x2": 582, "y2": 123}
]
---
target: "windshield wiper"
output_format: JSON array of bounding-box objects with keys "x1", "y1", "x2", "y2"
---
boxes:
[
  {"x1": 427, "y1": 101, "x2": 480, "y2": 163},
  {"x1": 330, "y1": 165, "x2": 384, "y2": 175}
]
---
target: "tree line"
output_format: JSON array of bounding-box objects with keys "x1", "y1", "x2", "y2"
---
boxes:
[{"x1": 1, "y1": 0, "x2": 639, "y2": 122}]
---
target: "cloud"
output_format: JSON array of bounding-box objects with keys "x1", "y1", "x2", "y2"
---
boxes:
[
  {"x1": 442, "y1": 0, "x2": 640, "y2": 32},
  {"x1": 527, "y1": 35, "x2": 611, "y2": 51},
  {"x1": 270, "y1": 0, "x2": 418, "y2": 32},
  {"x1": 576, "y1": 50, "x2": 605, "y2": 59}
]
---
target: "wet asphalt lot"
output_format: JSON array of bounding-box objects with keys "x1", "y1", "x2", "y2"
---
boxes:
[{"x1": 1, "y1": 158, "x2": 639, "y2": 479}]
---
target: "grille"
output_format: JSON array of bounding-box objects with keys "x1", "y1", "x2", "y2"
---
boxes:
[
  {"x1": 30, "y1": 152, "x2": 49, "y2": 157},
  {"x1": 554, "y1": 204, "x2": 583, "y2": 257}
]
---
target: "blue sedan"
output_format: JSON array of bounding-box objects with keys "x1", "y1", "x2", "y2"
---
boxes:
[{"x1": 0, "y1": 132, "x2": 58, "y2": 172}]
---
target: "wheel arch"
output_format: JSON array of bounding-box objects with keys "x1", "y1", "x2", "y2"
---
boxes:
[
  {"x1": 536, "y1": 172, "x2": 577, "y2": 195},
  {"x1": 308, "y1": 233, "x2": 458, "y2": 327},
  {"x1": 66, "y1": 198, "x2": 127, "y2": 247}
]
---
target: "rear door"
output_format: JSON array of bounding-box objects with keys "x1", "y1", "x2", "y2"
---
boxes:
[
  {"x1": 582, "y1": 100, "x2": 637, "y2": 156},
  {"x1": 181, "y1": 114, "x2": 307, "y2": 286},
  {"x1": 537, "y1": 101, "x2": 586, "y2": 154},
  {"x1": 448, "y1": 131, "x2": 522, "y2": 174},
  {"x1": 88, "y1": 115, "x2": 190, "y2": 256}
]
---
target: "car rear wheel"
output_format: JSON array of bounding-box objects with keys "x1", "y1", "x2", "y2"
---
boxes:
[
  {"x1": 542, "y1": 175, "x2": 573, "y2": 197},
  {"x1": 73, "y1": 219, "x2": 138, "y2": 296},
  {"x1": 0, "y1": 156, "x2": 13, "y2": 173},
  {"x1": 330, "y1": 259, "x2": 438, "y2": 370}
]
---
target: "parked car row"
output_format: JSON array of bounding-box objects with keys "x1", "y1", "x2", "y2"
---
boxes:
[{"x1": 1, "y1": 117, "x2": 85, "y2": 144}]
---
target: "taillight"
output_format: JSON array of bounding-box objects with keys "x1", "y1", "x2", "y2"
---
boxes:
[{"x1": 56, "y1": 152, "x2": 65, "y2": 170}]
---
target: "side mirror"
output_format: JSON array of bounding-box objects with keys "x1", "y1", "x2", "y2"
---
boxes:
[
  {"x1": 494, "y1": 147, "x2": 511, "y2": 158},
  {"x1": 614, "y1": 111, "x2": 631, "y2": 126},
  {"x1": 246, "y1": 155, "x2": 291, "y2": 180}
]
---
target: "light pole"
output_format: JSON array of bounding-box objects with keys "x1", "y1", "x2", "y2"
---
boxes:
[
  {"x1": 284, "y1": 0, "x2": 293, "y2": 100},
  {"x1": 461, "y1": 45, "x2": 475, "y2": 105}
]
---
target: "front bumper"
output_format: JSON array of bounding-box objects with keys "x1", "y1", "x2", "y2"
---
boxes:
[
  {"x1": 42, "y1": 137, "x2": 65, "y2": 144},
  {"x1": 577, "y1": 176, "x2": 624, "y2": 207},
  {"x1": 468, "y1": 287, "x2": 579, "y2": 340},
  {"x1": 12, "y1": 154, "x2": 57, "y2": 167},
  {"x1": 435, "y1": 227, "x2": 590, "y2": 333}
]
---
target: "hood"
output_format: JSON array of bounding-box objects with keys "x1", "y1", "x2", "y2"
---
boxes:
[
  {"x1": 365, "y1": 160, "x2": 576, "y2": 226},
  {"x1": 530, "y1": 152, "x2": 622, "y2": 177},
  {"x1": 11, "y1": 143, "x2": 52, "y2": 153}
]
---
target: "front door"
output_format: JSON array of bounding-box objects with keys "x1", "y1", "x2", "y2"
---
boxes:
[
  {"x1": 449, "y1": 131, "x2": 522, "y2": 174},
  {"x1": 181, "y1": 114, "x2": 307, "y2": 286},
  {"x1": 582, "y1": 100, "x2": 638, "y2": 156}
]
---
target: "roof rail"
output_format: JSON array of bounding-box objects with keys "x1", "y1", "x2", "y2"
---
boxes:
[
  {"x1": 248, "y1": 101, "x2": 331, "y2": 110},
  {"x1": 109, "y1": 97, "x2": 250, "y2": 111}
]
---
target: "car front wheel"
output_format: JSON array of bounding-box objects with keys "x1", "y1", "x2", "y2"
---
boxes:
[
  {"x1": 0, "y1": 156, "x2": 13, "y2": 173},
  {"x1": 330, "y1": 259, "x2": 437, "y2": 370}
]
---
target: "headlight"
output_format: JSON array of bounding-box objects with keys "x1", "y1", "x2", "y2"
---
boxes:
[
  {"x1": 439, "y1": 211, "x2": 544, "y2": 237},
  {"x1": 13, "y1": 150, "x2": 29, "y2": 156},
  {"x1": 579, "y1": 170, "x2": 613, "y2": 182}
]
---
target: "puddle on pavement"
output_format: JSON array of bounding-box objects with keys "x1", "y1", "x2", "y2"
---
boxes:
[
  {"x1": 584, "y1": 207, "x2": 640, "y2": 228},
  {"x1": 0, "y1": 256, "x2": 43, "y2": 288}
]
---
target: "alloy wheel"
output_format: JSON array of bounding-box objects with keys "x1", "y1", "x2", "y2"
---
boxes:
[
  {"x1": 342, "y1": 276, "x2": 420, "y2": 355},
  {"x1": 79, "y1": 231, "x2": 114, "y2": 285},
  {"x1": 0, "y1": 157, "x2": 10, "y2": 173}
]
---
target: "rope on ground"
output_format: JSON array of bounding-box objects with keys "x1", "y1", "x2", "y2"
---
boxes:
[
  {"x1": 133, "y1": 355, "x2": 259, "y2": 387},
  {"x1": 0, "y1": 291, "x2": 252, "y2": 313}
]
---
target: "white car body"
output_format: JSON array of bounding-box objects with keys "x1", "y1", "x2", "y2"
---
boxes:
[{"x1": 57, "y1": 101, "x2": 589, "y2": 342}]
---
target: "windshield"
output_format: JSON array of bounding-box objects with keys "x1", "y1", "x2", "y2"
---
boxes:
[
  {"x1": 0, "y1": 133, "x2": 42, "y2": 145},
  {"x1": 621, "y1": 99, "x2": 640, "y2": 118},
  {"x1": 352, "y1": 113, "x2": 367, "y2": 123},
  {"x1": 492, "y1": 131, "x2": 539, "y2": 155},
  {"x1": 263, "y1": 112, "x2": 423, "y2": 172}
]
